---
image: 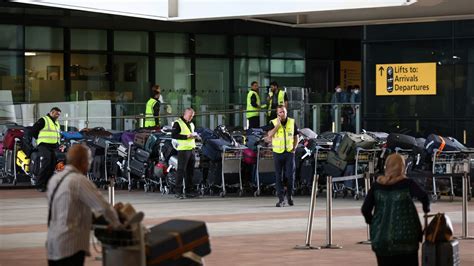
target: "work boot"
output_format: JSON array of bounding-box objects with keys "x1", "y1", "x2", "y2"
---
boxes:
[
  {"x1": 287, "y1": 196, "x2": 294, "y2": 206},
  {"x1": 276, "y1": 201, "x2": 285, "y2": 207}
]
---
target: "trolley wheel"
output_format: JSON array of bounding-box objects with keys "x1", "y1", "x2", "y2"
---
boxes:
[
  {"x1": 354, "y1": 194, "x2": 360, "y2": 200},
  {"x1": 13, "y1": 179, "x2": 17, "y2": 186},
  {"x1": 333, "y1": 191, "x2": 338, "y2": 199},
  {"x1": 254, "y1": 191, "x2": 260, "y2": 197},
  {"x1": 209, "y1": 189, "x2": 214, "y2": 196},
  {"x1": 144, "y1": 185, "x2": 149, "y2": 193},
  {"x1": 238, "y1": 190, "x2": 244, "y2": 197},
  {"x1": 219, "y1": 191, "x2": 226, "y2": 197},
  {"x1": 136, "y1": 181, "x2": 141, "y2": 190},
  {"x1": 468, "y1": 195, "x2": 472, "y2": 201},
  {"x1": 431, "y1": 194, "x2": 438, "y2": 202},
  {"x1": 343, "y1": 189, "x2": 348, "y2": 198},
  {"x1": 128, "y1": 185, "x2": 132, "y2": 192}
]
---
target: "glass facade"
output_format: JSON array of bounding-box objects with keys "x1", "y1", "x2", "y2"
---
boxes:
[
  {"x1": 155, "y1": 33, "x2": 189, "y2": 54},
  {"x1": 363, "y1": 21, "x2": 474, "y2": 145},
  {"x1": 25, "y1": 52, "x2": 64, "y2": 102},
  {"x1": 71, "y1": 29, "x2": 107, "y2": 50}
]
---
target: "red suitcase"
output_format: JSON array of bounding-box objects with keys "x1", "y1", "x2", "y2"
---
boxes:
[{"x1": 3, "y1": 128, "x2": 24, "y2": 150}]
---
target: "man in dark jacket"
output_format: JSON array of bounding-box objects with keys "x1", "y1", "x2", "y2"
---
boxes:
[{"x1": 31, "y1": 107, "x2": 62, "y2": 192}]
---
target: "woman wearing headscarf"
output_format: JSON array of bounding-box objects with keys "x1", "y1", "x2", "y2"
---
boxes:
[{"x1": 361, "y1": 153, "x2": 430, "y2": 266}]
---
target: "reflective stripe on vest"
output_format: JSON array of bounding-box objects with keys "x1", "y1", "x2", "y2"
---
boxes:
[
  {"x1": 271, "y1": 118, "x2": 295, "y2": 153},
  {"x1": 145, "y1": 98, "x2": 158, "y2": 127},
  {"x1": 175, "y1": 118, "x2": 196, "y2": 151},
  {"x1": 37, "y1": 116, "x2": 60, "y2": 145},
  {"x1": 246, "y1": 90, "x2": 260, "y2": 119},
  {"x1": 268, "y1": 90, "x2": 286, "y2": 115}
]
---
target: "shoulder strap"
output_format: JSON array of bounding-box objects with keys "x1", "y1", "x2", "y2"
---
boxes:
[{"x1": 48, "y1": 171, "x2": 74, "y2": 227}]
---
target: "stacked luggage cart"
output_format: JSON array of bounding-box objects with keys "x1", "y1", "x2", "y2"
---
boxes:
[{"x1": 254, "y1": 145, "x2": 275, "y2": 197}]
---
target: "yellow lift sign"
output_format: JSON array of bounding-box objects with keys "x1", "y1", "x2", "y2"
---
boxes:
[{"x1": 376, "y1": 62, "x2": 436, "y2": 96}]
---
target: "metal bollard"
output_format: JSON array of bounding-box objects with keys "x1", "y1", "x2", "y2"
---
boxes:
[
  {"x1": 295, "y1": 175, "x2": 321, "y2": 250},
  {"x1": 108, "y1": 177, "x2": 115, "y2": 206},
  {"x1": 312, "y1": 105, "x2": 320, "y2": 134},
  {"x1": 358, "y1": 162, "x2": 373, "y2": 244},
  {"x1": 460, "y1": 161, "x2": 473, "y2": 239},
  {"x1": 321, "y1": 176, "x2": 342, "y2": 249},
  {"x1": 355, "y1": 105, "x2": 361, "y2": 134},
  {"x1": 139, "y1": 113, "x2": 144, "y2": 128},
  {"x1": 209, "y1": 114, "x2": 215, "y2": 129},
  {"x1": 334, "y1": 106, "x2": 341, "y2": 133}
]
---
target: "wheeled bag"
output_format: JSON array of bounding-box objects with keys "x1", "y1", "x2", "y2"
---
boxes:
[
  {"x1": 121, "y1": 131, "x2": 136, "y2": 146},
  {"x1": 146, "y1": 219, "x2": 211, "y2": 266},
  {"x1": 133, "y1": 132, "x2": 151, "y2": 149},
  {"x1": 201, "y1": 138, "x2": 232, "y2": 161},
  {"x1": 129, "y1": 159, "x2": 148, "y2": 178},
  {"x1": 326, "y1": 151, "x2": 347, "y2": 173}
]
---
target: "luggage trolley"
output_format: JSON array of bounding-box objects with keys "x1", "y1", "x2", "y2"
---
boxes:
[
  {"x1": 430, "y1": 149, "x2": 473, "y2": 202},
  {"x1": 93, "y1": 222, "x2": 146, "y2": 266},
  {"x1": 395, "y1": 147, "x2": 413, "y2": 172},
  {"x1": 353, "y1": 148, "x2": 382, "y2": 200},
  {"x1": 219, "y1": 145, "x2": 245, "y2": 197},
  {"x1": 254, "y1": 145, "x2": 275, "y2": 197},
  {"x1": 314, "y1": 146, "x2": 331, "y2": 195}
]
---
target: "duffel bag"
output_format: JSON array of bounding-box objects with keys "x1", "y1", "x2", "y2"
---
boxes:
[
  {"x1": 61, "y1": 131, "x2": 83, "y2": 141},
  {"x1": 4, "y1": 128, "x2": 24, "y2": 150},
  {"x1": 121, "y1": 131, "x2": 136, "y2": 146},
  {"x1": 425, "y1": 134, "x2": 466, "y2": 155},
  {"x1": 337, "y1": 132, "x2": 376, "y2": 161},
  {"x1": 196, "y1": 127, "x2": 218, "y2": 142},
  {"x1": 386, "y1": 133, "x2": 417, "y2": 150}
]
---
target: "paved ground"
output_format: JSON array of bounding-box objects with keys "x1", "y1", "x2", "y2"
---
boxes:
[{"x1": 0, "y1": 189, "x2": 473, "y2": 266}]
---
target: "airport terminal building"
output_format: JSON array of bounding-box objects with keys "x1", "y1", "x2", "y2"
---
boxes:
[{"x1": 0, "y1": 0, "x2": 473, "y2": 144}]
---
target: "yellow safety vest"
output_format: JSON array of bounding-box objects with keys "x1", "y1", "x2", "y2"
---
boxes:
[
  {"x1": 271, "y1": 118, "x2": 295, "y2": 153},
  {"x1": 246, "y1": 90, "x2": 260, "y2": 119},
  {"x1": 175, "y1": 118, "x2": 196, "y2": 151},
  {"x1": 37, "y1": 116, "x2": 60, "y2": 145},
  {"x1": 145, "y1": 98, "x2": 158, "y2": 127},
  {"x1": 268, "y1": 90, "x2": 286, "y2": 116}
]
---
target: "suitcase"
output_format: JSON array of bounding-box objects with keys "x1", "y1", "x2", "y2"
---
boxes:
[
  {"x1": 337, "y1": 132, "x2": 376, "y2": 161},
  {"x1": 298, "y1": 157, "x2": 314, "y2": 186},
  {"x1": 133, "y1": 148, "x2": 150, "y2": 163},
  {"x1": 326, "y1": 151, "x2": 347, "y2": 173},
  {"x1": 201, "y1": 139, "x2": 232, "y2": 161},
  {"x1": 323, "y1": 162, "x2": 344, "y2": 178},
  {"x1": 134, "y1": 132, "x2": 151, "y2": 149},
  {"x1": 145, "y1": 132, "x2": 166, "y2": 157},
  {"x1": 298, "y1": 128, "x2": 318, "y2": 139},
  {"x1": 16, "y1": 149, "x2": 30, "y2": 173},
  {"x1": 81, "y1": 127, "x2": 112, "y2": 139},
  {"x1": 161, "y1": 140, "x2": 177, "y2": 163},
  {"x1": 3, "y1": 128, "x2": 24, "y2": 150},
  {"x1": 61, "y1": 131, "x2": 83, "y2": 141},
  {"x1": 130, "y1": 159, "x2": 148, "y2": 178},
  {"x1": 387, "y1": 133, "x2": 417, "y2": 150},
  {"x1": 146, "y1": 219, "x2": 211, "y2": 266},
  {"x1": 0, "y1": 123, "x2": 23, "y2": 142},
  {"x1": 425, "y1": 134, "x2": 465, "y2": 155},
  {"x1": 196, "y1": 127, "x2": 218, "y2": 142},
  {"x1": 121, "y1": 131, "x2": 136, "y2": 146},
  {"x1": 0, "y1": 142, "x2": 3, "y2": 156},
  {"x1": 422, "y1": 240, "x2": 460, "y2": 266}
]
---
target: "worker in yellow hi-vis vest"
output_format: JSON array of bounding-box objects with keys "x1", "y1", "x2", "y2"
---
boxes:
[
  {"x1": 171, "y1": 108, "x2": 197, "y2": 199},
  {"x1": 144, "y1": 85, "x2": 161, "y2": 128},
  {"x1": 266, "y1": 105, "x2": 298, "y2": 207},
  {"x1": 267, "y1": 81, "x2": 288, "y2": 122},
  {"x1": 31, "y1": 107, "x2": 62, "y2": 192},
  {"x1": 246, "y1": 81, "x2": 267, "y2": 128}
]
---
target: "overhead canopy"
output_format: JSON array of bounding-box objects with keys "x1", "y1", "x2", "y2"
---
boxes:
[{"x1": 12, "y1": 0, "x2": 474, "y2": 27}]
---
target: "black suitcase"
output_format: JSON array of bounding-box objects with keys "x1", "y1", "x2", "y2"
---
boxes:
[
  {"x1": 422, "y1": 240, "x2": 460, "y2": 266},
  {"x1": 146, "y1": 219, "x2": 211, "y2": 266},
  {"x1": 298, "y1": 157, "x2": 314, "y2": 186},
  {"x1": 387, "y1": 133, "x2": 417, "y2": 150},
  {"x1": 133, "y1": 148, "x2": 150, "y2": 163},
  {"x1": 130, "y1": 159, "x2": 148, "y2": 178}
]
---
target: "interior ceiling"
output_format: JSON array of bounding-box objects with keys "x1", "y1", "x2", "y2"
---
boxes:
[{"x1": 243, "y1": 0, "x2": 474, "y2": 27}]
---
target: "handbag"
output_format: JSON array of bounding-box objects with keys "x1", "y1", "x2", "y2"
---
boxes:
[{"x1": 424, "y1": 213, "x2": 454, "y2": 243}]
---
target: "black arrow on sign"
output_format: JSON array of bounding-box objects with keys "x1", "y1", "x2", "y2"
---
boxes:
[{"x1": 378, "y1": 66, "x2": 384, "y2": 76}]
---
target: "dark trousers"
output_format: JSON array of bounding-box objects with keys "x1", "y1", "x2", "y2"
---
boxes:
[
  {"x1": 48, "y1": 251, "x2": 85, "y2": 266},
  {"x1": 376, "y1": 252, "x2": 418, "y2": 266},
  {"x1": 273, "y1": 151, "x2": 295, "y2": 201},
  {"x1": 177, "y1": 150, "x2": 195, "y2": 194},
  {"x1": 37, "y1": 144, "x2": 56, "y2": 188},
  {"x1": 248, "y1": 116, "x2": 260, "y2": 128}
]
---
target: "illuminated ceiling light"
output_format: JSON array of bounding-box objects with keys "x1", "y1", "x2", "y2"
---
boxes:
[{"x1": 24, "y1": 52, "x2": 37, "y2": 56}]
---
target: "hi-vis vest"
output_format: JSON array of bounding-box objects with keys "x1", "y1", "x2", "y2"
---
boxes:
[
  {"x1": 246, "y1": 90, "x2": 260, "y2": 119},
  {"x1": 145, "y1": 98, "x2": 158, "y2": 127},
  {"x1": 271, "y1": 118, "x2": 295, "y2": 153},
  {"x1": 175, "y1": 118, "x2": 196, "y2": 151},
  {"x1": 37, "y1": 116, "x2": 60, "y2": 145},
  {"x1": 268, "y1": 90, "x2": 286, "y2": 115}
]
